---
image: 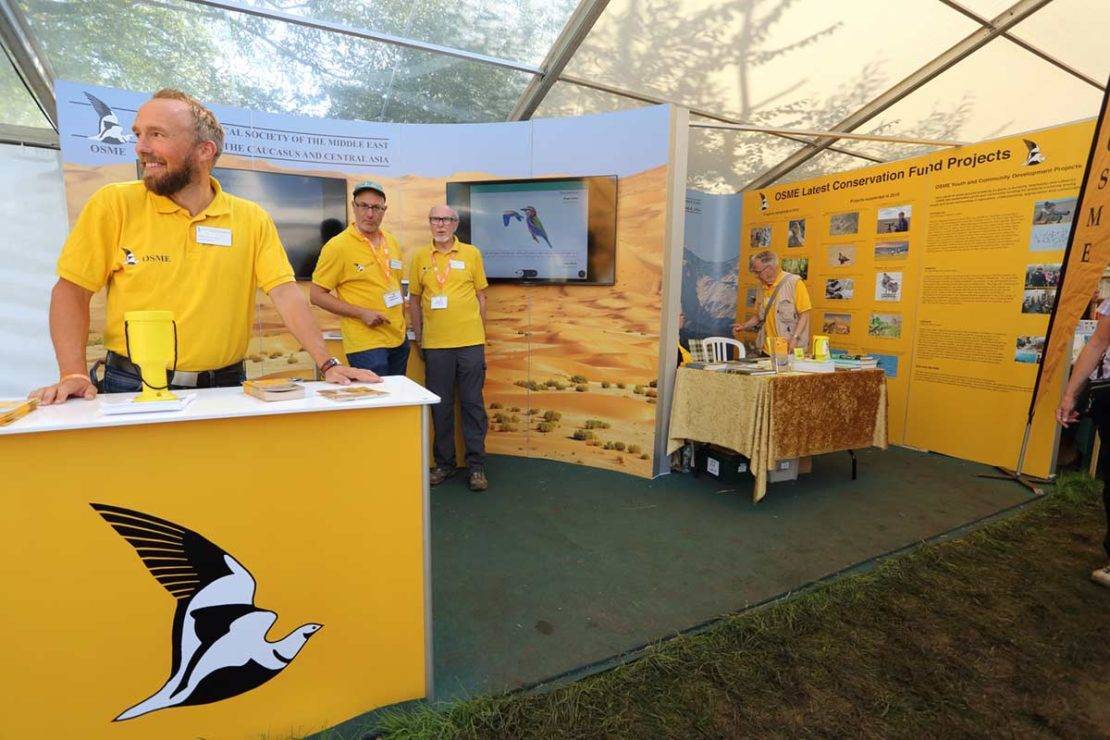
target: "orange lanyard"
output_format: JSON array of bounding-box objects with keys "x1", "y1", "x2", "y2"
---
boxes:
[
  {"x1": 431, "y1": 249, "x2": 453, "y2": 294},
  {"x1": 359, "y1": 231, "x2": 397, "y2": 288}
]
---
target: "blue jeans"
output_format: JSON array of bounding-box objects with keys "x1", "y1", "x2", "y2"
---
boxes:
[{"x1": 346, "y1": 341, "x2": 411, "y2": 376}]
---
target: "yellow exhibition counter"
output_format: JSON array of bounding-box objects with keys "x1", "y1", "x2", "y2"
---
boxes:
[{"x1": 0, "y1": 376, "x2": 438, "y2": 738}]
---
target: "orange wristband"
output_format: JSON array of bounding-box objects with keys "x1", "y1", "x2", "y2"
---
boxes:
[{"x1": 60, "y1": 373, "x2": 91, "y2": 385}]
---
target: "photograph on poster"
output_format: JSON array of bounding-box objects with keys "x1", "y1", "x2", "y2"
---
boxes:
[
  {"x1": 1029, "y1": 196, "x2": 1077, "y2": 251},
  {"x1": 875, "y1": 271, "x2": 902, "y2": 301},
  {"x1": 827, "y1": 245, "x2": 856, "y2": 267},
  {"x1": 1024, "y1": 263, "x2": 1061, "y2": 288},
  {"x1": 872, "y1": 353, "x2": 899, "y2": 378},
  {"x1": 877, "y1": 205, "x2": 911, "y2": 233},
  {"x1": 745, "y1": 286, "x2": 757, "y2": 308},
  {"x1": 781, "y1": 256, "x2": 809, "y2": 280},
  {"x1": 823, "y1": 312, "x2": 852, "y2": 335},
  {"x1": 788, "y1": 219, "x2": 806, "y2": 247},
  {"x1": 868, "y1": 312, "x2": 902, "y2": 338},
  {"x1": 1015, "y1": 335, "x2": 1045, "y2": 363},
  {"x1": 826, "y1": 278, "x2": 854, "y2": 300},
  {"x1": 1022, "y1": 288, "x2": 1057, "y2": 314},
  {"x1": 829, "y1": 211, "x2": 859, "y2": 236},
  {"x1": 875, "y1": 241, "x2": 909, "y2": 260},
  {"x1": 751, "y1": 225, "x2": 771, "y2": 247}
]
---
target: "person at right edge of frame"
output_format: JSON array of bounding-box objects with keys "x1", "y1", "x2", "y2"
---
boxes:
[
  {"x1": 410, "y1": 204, "x2": 489, "y2": 492},
  {"x1": 1056, "y1": 299, "x2": 1110, "y2": 589}
]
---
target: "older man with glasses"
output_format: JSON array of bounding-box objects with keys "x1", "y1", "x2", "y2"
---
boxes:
[
  {"x1": 732, "y1": 249, "x2": 811, "y2": 355},
  {"x1": 409, "y1": 204, "x2": 491, "y2": 492},
  {"x1": 310, "y1": 181, "x2": 410, "y2": 377}
]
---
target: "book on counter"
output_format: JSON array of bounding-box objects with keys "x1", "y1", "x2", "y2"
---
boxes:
[
  {"x1": 316, "y1": 385, "x2": 390, "y2": 402},
  {"x1": 724, "y1": 360, "x2": 775, "y2": 375},
  {"x1": 791, "y1": 358, "x2": 836, "y2": 374},
  {"x1": 0, "y1": 398, "x2": 38, "y2": 426},
  {"x1": 832, "y1": 354, "x2": 879, "y2": 370},
  {"x1": 242, "y1": 378, "x2": 306, "y2": 401}
]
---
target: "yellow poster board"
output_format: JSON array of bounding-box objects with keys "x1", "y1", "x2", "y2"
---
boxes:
[{"x1": 739, "y1": 120, "x2": 1096, "y2": 476}]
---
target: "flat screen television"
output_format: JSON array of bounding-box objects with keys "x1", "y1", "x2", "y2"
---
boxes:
[
  {"x1": 213, "y1": 167, "x2": 348, "y2": 279},
  {"x1": 446, "y1": 176, "x2": 617, "y2": 285}
]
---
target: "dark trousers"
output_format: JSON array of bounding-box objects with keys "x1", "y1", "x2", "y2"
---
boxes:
[
  {"x1": 1092, "y1": 394, "x2": 1110, "y2": 559},
  {"x1": 424, "y1": 344, "x2": 487, "y2": 472},
  {"x1": 346, "y1": 340, "x2": 411, "y2": 377}
]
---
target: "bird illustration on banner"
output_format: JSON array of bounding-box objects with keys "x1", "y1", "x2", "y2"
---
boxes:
[
  {"x1": 501, "y1": 206, "x2": 553, "y2": 248},
  {"x1": 84, "y1": 92, "x2": 133, "y2": 145},
  {"x1": 90, "y1": 503, "x2": 322, "y2": 721}
]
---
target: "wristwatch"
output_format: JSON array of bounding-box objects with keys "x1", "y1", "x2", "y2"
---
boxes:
[{"x1": 318, "y1": 357, "x2": 341, "y2": 375}]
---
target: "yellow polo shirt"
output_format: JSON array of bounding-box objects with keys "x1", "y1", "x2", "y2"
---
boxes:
[
  {"x1": 312, "y1": 224, "x2": 406, "y2": 354},
  {"x1": 57, "y1": 178, "x2": 294, "y2": 371},
  {"x1": 409, "y1": 238, "x2": 488, "y2": 349},
  {"x1": 762, "y1": 271, "x2": 812, "y2": 340}
]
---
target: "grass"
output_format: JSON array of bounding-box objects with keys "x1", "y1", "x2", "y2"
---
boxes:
[{"x1": 324, "y1": 473, "x2": 1110, "y2": 739}]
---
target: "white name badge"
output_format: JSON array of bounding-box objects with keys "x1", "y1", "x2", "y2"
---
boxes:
[
  {"x1": 390, "y1": 259, "x2": 403, "y2": 270},
  {"x1": 430, "y1": 295, "x2": 449, "y2": 310},
  {"x1": 383, "y1": 290, "x2": 403, "y2": 308},
  {"x1": 450, "y1": 259, "x2": 465, "y2": 270},
  {"x1": 196, "y1": 226, "x2": 232, "y2": 246}
]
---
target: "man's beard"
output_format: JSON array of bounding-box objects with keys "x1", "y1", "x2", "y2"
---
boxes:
[{"x1": 141, "y1": 154, "x2": 197, "y2": 196}]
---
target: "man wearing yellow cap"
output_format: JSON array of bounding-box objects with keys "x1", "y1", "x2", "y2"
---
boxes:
[
  {"x1": 310, "y1": 181, "x2": 409, "y2": 376},
  {"x1": 29, "y1": 88, "x2": 377, "y2": 405},
  {"x1": 410, "y1": 204, "x2": 490, "y2": 492}
]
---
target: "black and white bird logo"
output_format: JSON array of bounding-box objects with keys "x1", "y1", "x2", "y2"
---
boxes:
[
  {"x1": 759, "y1": 193, "x2": 769, "y2": 211},
  {"x1": 122, "y1": 248, "x2": 137, "y2": 266},
  {"x1": 354, "y1": 263, "x2": 365, "y2": 272},
  {"x1": 84, "y1": 92, "x2": 133, "y2": 145},
  {"x1": 1023, "y1": 139, "x2": 1046, "y2": 166},
  {"x1": 91, "y1": 503, "x2": 322, "y2": 721}
]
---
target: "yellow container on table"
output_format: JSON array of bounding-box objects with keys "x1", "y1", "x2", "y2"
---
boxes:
[{"x1": 123, "y1": 310, "x2": 178, "y2": 402}]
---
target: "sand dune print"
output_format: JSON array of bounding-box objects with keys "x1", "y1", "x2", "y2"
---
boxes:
[{"x1": 66, "y1": 161, "x2": 667, "y2": 478}]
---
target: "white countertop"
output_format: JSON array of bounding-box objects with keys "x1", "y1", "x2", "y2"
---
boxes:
[{"x1": 0, "y1": 375, "x2": 439, "y2": 437}]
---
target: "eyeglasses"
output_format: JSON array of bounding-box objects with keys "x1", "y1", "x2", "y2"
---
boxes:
[
  {"x1": 429, "y1": 216, "x2": 458, "y2": 225},
  {"x1": 353, "y1": 203, "x2": 387, "y2": 214}
]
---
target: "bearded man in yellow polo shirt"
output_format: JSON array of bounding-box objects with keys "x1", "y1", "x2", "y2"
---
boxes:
[
  {"x1": 29, "y1": 88, "x2": 377, "y2": 405},
  {"x1": 310, "y1": 181, "x2": 409, "y2": 376},
  {"x1": 410, "y1": 205, "x2": 490, "y2": 492}
]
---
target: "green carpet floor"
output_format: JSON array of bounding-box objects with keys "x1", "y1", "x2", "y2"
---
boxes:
[{"x1": 426, "y1": 447, "x2": 1033, "y2": 701}]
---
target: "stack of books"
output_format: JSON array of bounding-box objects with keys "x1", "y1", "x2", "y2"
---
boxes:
[
  {"x1": 243, "y1": 378, "x2": 306, "y2": 401},
  {"x1": 832, "y1": 354, "x2": 879, "y2": 370},
  {"x1": 791, "y1": 358, "x2": 835, "y2": 373}
]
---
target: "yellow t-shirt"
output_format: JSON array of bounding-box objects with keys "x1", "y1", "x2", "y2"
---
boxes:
[
  {"x1": 762, "y1": 271, "x2": 812, "y2": 340},
  {"x1": 56, "y1": 178, "x2": 294, "y2": 371},
  {"x1": 409, "y1": 238, "x2": 488, "y2": 349},
  {"x1": 311, "y1": 224, "x2": 406, "y2": 354}
]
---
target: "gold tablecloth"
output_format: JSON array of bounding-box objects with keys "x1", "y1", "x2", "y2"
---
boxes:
[{"x1": 667, "y1": 367, "x2": 888, "y2": 501}]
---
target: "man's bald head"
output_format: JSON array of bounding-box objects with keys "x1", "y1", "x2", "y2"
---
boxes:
[{"x1": 429, "y1": 204, "x2": 458, "y2": 220}]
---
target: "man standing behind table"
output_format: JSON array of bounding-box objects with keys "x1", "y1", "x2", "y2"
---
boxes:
[
  {"x1": 310, "y1": 181, "x2": 409, "y2": 376},
  {"x1": 409, "y1": 205, "x2": 490, "y2": 492},
  {"x1": 29, "y1": 88, "x2": 376, "y2": 405},
  {"x1": 731, "y1": 250, "x2": 812, "y2": 354}
]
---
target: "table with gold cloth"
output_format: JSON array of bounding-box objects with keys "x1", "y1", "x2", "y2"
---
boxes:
[{"x1": 667, "y1": 367, "x2": 888, "y2": 501}]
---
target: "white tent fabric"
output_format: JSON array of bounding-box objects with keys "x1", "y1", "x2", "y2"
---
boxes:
[{"x1": 1, "y1": 0, "x2": 1105, "y2": 189}]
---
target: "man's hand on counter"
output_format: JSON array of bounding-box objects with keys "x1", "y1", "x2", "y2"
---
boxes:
[
  {"x1": 29, "y1": 375, "x2": 97, "y2": 405},
  {"x1": 324, "y1": 365, "x2": 382, "y2": 385}
]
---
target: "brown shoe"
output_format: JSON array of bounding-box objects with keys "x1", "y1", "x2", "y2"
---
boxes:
[
  {"x1": 429, "y1": 466, "x2": 455, "y2": 486},
  {"x1": 1093, "y1": 564, "x2": 1110, "y2": 588},
  {"x1": 468, "y1": 470, "x2": 488, "y2": 492}
]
